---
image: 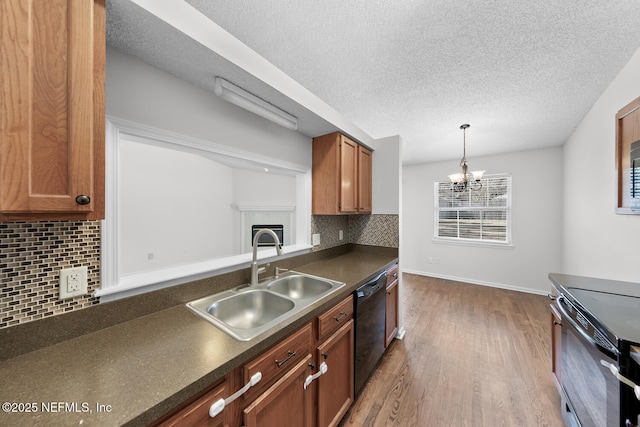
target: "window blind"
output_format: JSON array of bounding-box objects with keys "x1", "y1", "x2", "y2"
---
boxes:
[{"x1": 434, "y1": 175, "x2": 511, "y2": 244}]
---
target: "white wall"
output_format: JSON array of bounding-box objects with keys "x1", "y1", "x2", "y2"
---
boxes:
[
  {"x1": 232, "y1": 169, "x2": 297, "y2": 253},
  {"x1": 106, "y1": 48, "x2": 396, "y2": 216},
  {"x1": 562, "y1": 46, "x2": 640, "y2": 283},
  {"x1": 403, "y1": 146, "x2": 563, "y2": 294},
  {"x1": 119, "y1": 140, "x2": 235, "y2": 274},
  {"x1": 372, "y1": 135, "x2": 402, "y2": 214},
  {"x1": 106, "y1": 48, "x2": 312, "y2": 168},
  {"x1": 232, "y1": 169, "x2": 297, "y2": 207},
  {"x1": 103, "y1": 48, "x2": 316, "y2": 297}
]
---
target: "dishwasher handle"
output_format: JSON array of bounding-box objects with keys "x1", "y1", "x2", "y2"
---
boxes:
[{"x1": 355, "y1": 271, "x2": 387, "y2": 300}]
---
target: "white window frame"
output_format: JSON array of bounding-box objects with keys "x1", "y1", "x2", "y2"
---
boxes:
[{"x1": 433, "y1": 173, "x2": 513, "y2": 248}]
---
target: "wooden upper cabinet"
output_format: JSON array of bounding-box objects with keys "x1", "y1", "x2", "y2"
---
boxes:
[
  {"x1": 312, "y1": 132, "x2": 372, "y2": 215},
  {"x1": 339, "y1": 137, "x2": 358, "y2": 213},
  {"x1": 0, "y1": 0, "x2": 105, "y2": 221},
  {"x1": 358, "y1": 145, "x2": 372, "y2": 213}
]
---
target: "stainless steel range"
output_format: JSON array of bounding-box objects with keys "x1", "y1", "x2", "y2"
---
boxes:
[{"x1": 549, "y1": 273, "x2": 640, "y2": 427}]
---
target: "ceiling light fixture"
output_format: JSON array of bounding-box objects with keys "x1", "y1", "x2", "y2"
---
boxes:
[
  {"x1": 448, "y1": 124, "x2": 485, "y2": 192},
  {"x1": 214, "y1": 77, "x2": 298, "y2": 130}
]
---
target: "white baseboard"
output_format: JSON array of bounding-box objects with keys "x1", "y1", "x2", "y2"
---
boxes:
[{"x1": 401, "y1": 268, "x2": 548, "y2": 296}]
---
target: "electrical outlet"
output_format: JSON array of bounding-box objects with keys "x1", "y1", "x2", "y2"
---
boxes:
[
  {"x1": 59, "y1": 266, "x2": 88, "y2": 300},
  {"x1": 67, "y1": 271, "x2": 81, "y2": 292},
  {"x1": 312, "y1": 233, "x2": 321, "y2": 246},
  {"x1": 339, "y1": 230, "x2": 344, "y2": 240}
]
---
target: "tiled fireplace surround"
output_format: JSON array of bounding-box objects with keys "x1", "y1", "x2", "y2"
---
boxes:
[{"x1": 0, "y1": 214, "x2": 398, "y2": 330}]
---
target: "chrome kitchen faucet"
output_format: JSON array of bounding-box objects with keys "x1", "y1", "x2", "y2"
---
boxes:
[{"x1": 250, "y1": 229, "x2": 282, "y2": 285}]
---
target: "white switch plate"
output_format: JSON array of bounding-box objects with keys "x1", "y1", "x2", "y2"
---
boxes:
[
  {"x1": 312, "y1": 233, "x2": 321, "y2": 246},
  {"x1": 59, "y1": 266, "x2": 88, "y2": 300}
]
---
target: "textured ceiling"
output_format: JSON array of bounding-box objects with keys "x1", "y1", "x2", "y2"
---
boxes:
[{"x1": 107, "y1": 0, "x2": 640, "y2": 165}]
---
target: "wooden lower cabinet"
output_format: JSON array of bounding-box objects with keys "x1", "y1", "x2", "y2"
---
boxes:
[
  {"x1": 550, "y1": 286, "x2": 562, "y2": 391},
  {"x1": 385, "y1": 264, "x2": 399, "y2": 348},
  {"x1": 243, "y1": 354, "x2": 314, "y2": 427},
  {"x1": 157, "y1": 380, "x2": 228, "y2": 427},
  {"x1": 156, "y1": 295, "x2": 360, "y2": 427},
  {"x1": 317, "y1": 320, "x2": 354, "y2": 427}
]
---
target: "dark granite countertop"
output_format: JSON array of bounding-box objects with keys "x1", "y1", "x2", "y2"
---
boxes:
[
  {"x1": 549, "y1": 272, "x2": 640, "y2": 297},
  {"x1": 0, "y1": 249, "x2": 398, "y2": 426}
]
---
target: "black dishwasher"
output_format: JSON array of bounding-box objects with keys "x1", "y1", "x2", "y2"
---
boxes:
[{"x1": 353, "y1": 271, "x2": 387, "y2": 396}]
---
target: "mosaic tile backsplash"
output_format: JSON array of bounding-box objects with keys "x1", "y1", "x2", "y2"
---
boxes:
[
  {"x1": 311, "y1": 214, "x2": 399, "y2": 251},
  {"x1": 0, "y1": 222, "x2": 101, "y2": 329},
  {"x1": 1, "y1": 214, "x2": 397, "y2": 330}
]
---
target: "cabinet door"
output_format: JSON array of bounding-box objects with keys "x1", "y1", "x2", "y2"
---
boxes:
[
  {"x1": 385, "y1": 279, "x2": 399, "y2": 348},
  {"x1": 0, "y1": 0, "x2": 105, "y2": 220},
  {"x1": 317, "y1": 319, "x2": 354, "y2": 427},
  {"x1": 357, "y1": 146, "x2": 372, "y2": 213},
  {"x1": 243, "y1": 355, "x2": 314, "y2": 427},
  {"x1": 339, "y1": 136, "x2": 358, "y2": 213},
  {"x1": 550, "y1": 303, "x2": 562, "y2": 391}
]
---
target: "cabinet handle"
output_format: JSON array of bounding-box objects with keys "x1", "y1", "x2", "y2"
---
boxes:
[
  {"x1": 547, "y1": 293, "x2": 556, "y2": 301},
  {"x1": 553, "y1": 320, "x2": 562, "y2": 326},
  {"x1": 75, "y1": 195, "x2": 91, "y2": 205},
  {"x1": 321, "y1": 352, "x2": 328, "y2": 360},
  {"x1": 334, "y1": 312, "x2": 347, "y2": 322},
  {"x1": 275, "y1": 351, "x2": 296, "y2": 368}
]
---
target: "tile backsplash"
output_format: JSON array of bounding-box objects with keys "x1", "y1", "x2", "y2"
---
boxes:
[
  {"x1": 1, "y1": 214, "x2": 398, "y2": 330},
  {"x1": 350, "y1": 214, "x2": 399, "y2": 247},
  {"x1": 310, "y1": 215, "x2": 350, "y2": 250},
  {"x1": 311, "y1": 214, "x2": 399, "y2": 250},
  {"x1": 0, "y1": 222, "x2": 101, "y2": 329}
]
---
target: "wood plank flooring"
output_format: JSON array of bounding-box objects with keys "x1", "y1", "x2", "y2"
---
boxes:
[{"x1": 340, "y1": 273, "x2": 563, "y2": 427}]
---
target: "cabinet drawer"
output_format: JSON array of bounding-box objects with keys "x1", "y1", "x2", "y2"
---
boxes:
[
  {"x1": 159, "y1": 380, "x2": 227, "y2": 427},
  {"x1": 386, "y1": 264, "x2": 399, "y2": 287},
  {"x1": 244, "y1": 323, "x2": 313, "y2": 399},
  {"x1": 318, "y1": 295, "x2": 353, "y2": 341}
]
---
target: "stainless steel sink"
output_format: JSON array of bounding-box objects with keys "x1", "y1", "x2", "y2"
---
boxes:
[
  {"x1": 266, "y1": 274, "x2": 333, "y2": 299},
  {"x1": 186, "y1": 271, "x2": 345, "y2": 341},
  {"x1": 207, "y1": 290, "x2": 294, "y2": 329}
]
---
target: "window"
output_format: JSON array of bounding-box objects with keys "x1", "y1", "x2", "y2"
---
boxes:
[{"x1": 434, "y1": 174, "x2": 512, "y2": 246}]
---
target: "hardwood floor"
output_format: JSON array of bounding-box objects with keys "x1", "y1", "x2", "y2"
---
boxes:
[{"x1": 340, "y1": 273, "x2": 563, "y2": 427}]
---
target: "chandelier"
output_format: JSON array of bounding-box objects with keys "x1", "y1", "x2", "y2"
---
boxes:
[{"x1": 448, "y1": 124, "x2": 485, "y2": 192}]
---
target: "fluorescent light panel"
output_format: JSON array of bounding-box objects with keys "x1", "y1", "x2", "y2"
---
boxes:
[{"x1": 214, "y1": 77, "x2": 298, "y2": 130}]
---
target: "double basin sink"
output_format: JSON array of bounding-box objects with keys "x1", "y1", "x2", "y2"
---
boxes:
[{"x1": 186, "y1": 271, "x2": 345, "y2": 341}]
